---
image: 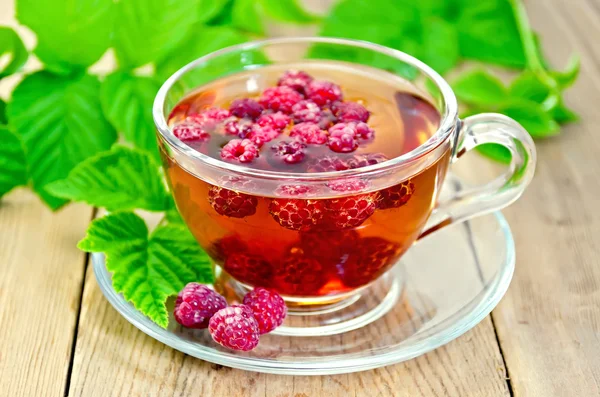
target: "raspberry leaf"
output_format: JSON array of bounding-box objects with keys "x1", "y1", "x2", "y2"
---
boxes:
[
  {"x1": 452, "y1": 69, "x2": 508, "y2": 106},
  {"x1": 0, "y1": 99, "x2": 6, "y2": 124},
  {"x1": 15, "y1": 0, "x2": 113, "y2": 74},
  {"x1": 45, "y1": 146, "x2": 171, "y2": 212},
  {"x1": 100, "y1": 71, "x2": 161, "y2": 158},
  {"x1": 7, "y1": 71, "x2": 117, "y2": 209},
  {"x1": 231, "y1": 0, "x2": 265, "y2": 35},
  {"x1": 198, "y1": 0, "x2": 230, "y2": 23},
  {"x1": 0, "y1": 27, "x2": 28, "y2": 78},
  {"x1": 113, "y1": 0, "x2": 201, "y2": 69},
  {"x1": 476, "y1": 144, "x2": 512, "y2": 165},
  {"x1": 421, "y1": 17, "x2": 459, "y2": 75},
  {"x1": 78, "y1": 212, "x2": 214, "y2": 328},
  {"x1": 259, "y1": 0, "x2": 321, "y2": 24},
  {"x1": 0, "y1": 126, "x2": 28, "y2": 198},
  {"x1": 498, "y1": 99, "x2": 560, "y2": 138}
]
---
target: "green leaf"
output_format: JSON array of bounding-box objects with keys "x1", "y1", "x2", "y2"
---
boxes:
[
  {"x1": 509, "y1": 71, "x2": 549, "y2": 103},
  {"x1": 231, "y1": 0, "x2": 265, "y2": 35},
  {"x1": 552, "y1": 102, "x2": 579, "y2": 123},
  {"x1": 100, "y1": 71, "x2": 161, "y2": 157},
  {"x1": 456, "y1": 0, "x2": 526, "y2": 68},
  {"x1": 476, "y1": 143, "x2": 512, "y2": 164},
  {"x1": 452, "y1": 69, "x2": 508, "y2": 106},
  {"x1": 498, "y1": 98, "x2": 560, "y2": 138},
  {"x1": 0, "y1": 126, "x2": 28, "y2": 197},
  {"x1": 0, "y1": 99, "x2": 6, "y2": 124},
  {"x1": 113, "y1": 0, "x2": 202, "y2": 69},
  {"x1": 0, "y1": 27, "x2": 28, "y2": 78},
  {"x1": 7, "y1": 71, "x2": 117, "y2": 209},
  {"x1": 45, "y1": 146, "x2": 170, "y2": 212},
  {"x1": 198, "y1": 0, "x2": 230, "y2": 23},
  {"x1": 78, "y1": 212, "x2": 214, "y2": 328},
  {"x1": 551, "y1": 54, "x2": 580, "y2": 89},
  {"x1": 421, "y1": 17, "x2": 460, "y2": 75},
  {"x1": 16, "y1": 0, "x2": 113, "y2": 73},
  {"x1": 259, "y1": 0, "x2": 321, "y2": 23}
]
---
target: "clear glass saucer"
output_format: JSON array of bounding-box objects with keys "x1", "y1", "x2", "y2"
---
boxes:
[{"x1": 92, "y1": 177, "x2": 515, "y2": 375}]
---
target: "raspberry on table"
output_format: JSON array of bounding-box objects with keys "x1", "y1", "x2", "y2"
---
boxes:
[
  {"x1": 229, "y1": 98, "x2": 263, "y2": 120},
  {"x1": 340, "y1": 237, "x2": 400, "y2": 287},
  {"x1": 291, "y1": 100, "x2": 322, "y2": 124},
  {"x1": 173, "y1": 121, "x2": 210, "y2": 141},
  {"x1": 378, "y1": 180, "x2": 415, "y2": 209},
  {"x1": 220, "y1": 138, "x2": 259, "y2": 163},
  {"x1": 224, "y1": 253, "x2": 273, "y2": 287},
  {"x1": 257, "y1": 112, "x2": 291, "y2": 131},
  {"x1": 247, "y1": 124, "x2": 280, "y2": 146},
  {"x1": 259, "y1": 86, "x2": 304, "y2": 114},
  {"x1": 174, "y1": 283, "x2": 227, "y2": 329},
  {"x1": 269, "y1": 198, "x2": 325, "y2": 231},
  {"x1": 346, "y1": 153, "x2": 388, "y2": 169},
  {"x1": 323, "y1": 193, "x2": 379, "y2": 229},
  {"x1": 290, "y1": 122, "x2": 328, "y2": 145},
  {"x1": 208, "y1": 186, "x2": 258, "y2": 218},
  {"x1": 270, "y1": 141, "x2": 306, "y2": 164},
  {"x1": 242, "y1": 287, "x2": 287, "y2": 334},
  {"x1": 328, "y1": 122, "x2": 358, "y2": 153},
  {"x1": 274, "y1": 252, "x2": 325, "y2": 296},
  {"x1": 224, "y1": 119, "x2": 253, "y2": 138},
  {"x1": 277, "y1": 70, "x2": 314, "y2": 94},
  {"x1": 332, "y1": 101, "x2": 370, "y2": 122},
  {"x1": 353, "y1": 121, "x2": 375, "y2": 140},
  {"x1": 306, "y1": 155, "x2": 349, "y2": 172},
  {"x1": 306, "y1": 80, "x2": 343, "y2": 106},
  {"x1": 208, "y1": 305, "x2": 260, "y2": 351}
]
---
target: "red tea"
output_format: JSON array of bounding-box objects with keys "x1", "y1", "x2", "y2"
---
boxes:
[{"x1": 163, "y1": 62, "x2": 449, "y2": 298}]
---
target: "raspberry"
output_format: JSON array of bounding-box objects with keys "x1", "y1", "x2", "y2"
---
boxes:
[
  {"x1": 210, "y1": 234, "x2": 247, "y2": 261},
  {"x1": 323, "y1": 193, "x2": 378, "y2": 229},
  {"x1": 328, "y1": 123, "x2": 358, "y2": 153},
  {"x1": 229, "y1": 98, "x2": 263, "y2": 119},
  {"x1": 208, "y1": 186, "x2": 258, "y2": 218},
  {"x1": 269, "y1": 198, "x2": 325, "y2": 231},
  {"x1": 277, "y1": 70, "x2": 313, "y2": 93},
  {"x1": 224, "y1": 253, "x2": 273, "y2": 287},
  {"x1": 306, "y1": 80, "x2": 343, "y2": 106},
  {"x1": 274, "y1": 184, "x2": 319, "y2": 197},
  {"x1": 346, "y1": 153, "x2": 388, "y2": 169},
  {"x1": 174, "y1": 283, "x2": 227, "y2": 329},
  {"x1": 173, "y1": 121, "x2": 210, "y2": 141},
  {"x1": 270, "y1": 141, "x2": 306, "y2": 164},
  {"x1": 299, "y1": 230, "x2": 359, "y2": 268},
  {"x1": 327, "y1": 179, "x2": 369, "y2": 193},
  {"x1": 220, "y1": 139, "x2": 259, "y2": 163},
  {"x1": 378, "y1": 180, "x2": 415, "y2": 209},
  {"x1": 257, "y1": 112, "x2": 291, "y2": 131},
  {"x1": 219, "y1": 175, "x2": 257, "y2": 191},
  {"x1": 290, "y1": 122, "x2": 328, "y2": 145},
  {"x1": 224, "y1": 119, "x2": 253, "y2": 137},
  {"x1": 242, "y1": 288, "x2": 287, "y2": 334},
  {"x1": 291, "y1": 100, "x2": 322, "y2": 124},
  {"x1": 333, "y1": 101, "x2": 370, "y2": 122},
  {"x1": 259, "y1": 86, "x2": 303, "y2": 113},
  {"x1": 353, "y1": 121, "x2": 375, "y2": 140},
  {"x1": 318, "y1": 109, "x2": 337, "y2": 129},
  {"x1": 274, "y1": 252, "x2": 325, "y2": 295},
  {"x1": 340, "y1": 237, "x2": 400, "y2": 287},
  {"x1": 208, "y1": 305, "x2": 260, "y2": 351},
  {"x1": 247, "y1": 124, "x2": 280, "y2": 146},
  {"x1": 191, "y1": 107, "x2": 232, "y2": 124},
  {"x1": 306, "y1": 155, "x2": 349, "y2": 172}
]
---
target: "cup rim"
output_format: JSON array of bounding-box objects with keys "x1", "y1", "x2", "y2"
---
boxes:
[{"x1": 153, "y1": 36, "x2": 458, "y2": 182}]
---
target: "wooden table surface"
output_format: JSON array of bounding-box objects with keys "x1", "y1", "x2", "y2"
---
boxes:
[{"x1": 2, "y1": 0, "x2": 600, "y2": 396}]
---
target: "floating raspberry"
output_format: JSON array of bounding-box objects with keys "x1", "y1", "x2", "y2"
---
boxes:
[
  {"x1": 353, "y1": 121, "x2": 375, "y2": 140},
  {"x1": 208, "y1": 305, "x2": 260, "y2": 351},
  {"x1": 191, "y1": 107, "x2": 232, "y2": 123},
  {"x1": 257, "y1": 112, "x2": 291, "y2": 131},
  {"x1": 378, "y1": 180, "x2": 415, "y2": 209},
  {"x1": 269, "y1": 198, "x2": 325, "y2": 231},
  {"x1": 327, "y1": 179, "x2": 369, "y2": 193},
  {"x1": 224, "y1": 253, "x2": 273, "y2": 287},
  {"x1": 318, "y1": 109, "x2": 337, "y2": 129},
  {"x1": 333, "y1": 101, "x2": 370, "y2": 122},
  {"x1": 306, "y1": 80, "x2": 343, "y2": 106},
  {"x1": 290, "y1": 122, "x2": 328, "y2": 145},
  {"x1": 300, "y1": 229, "x2": 359, "y2": 268},
  {"x1": 229, "y1": 98, "x2": 263, "y2": 119},
  {"x1": 328, "y1": 123, "x2": 358, "y2": 153},
  {"x1": 259, "y1": 86, "x2": 303, "y2": 113},
  {"x1": 242, "y1": 288, "x2": 287, "y2": 334},
  {"x1": 173, "y1": 121, "x2": 210, "y2": 141},
  {"x1": 306, "y1": 155, "x2": 349, "y2": 172},
  {"x1": 174, "y1": 283, "x2": 227, "y2": 329},
  {"x1": 277, "y1": 70, "x2": 313, "y2": 93},
  {"x1": 274, "y1": 252, "x2": 325, "y2": 296},
  {"x1": 291, "y1": 100, "x2": 322, "y2": 124},
  {"x1": 270, "y1": 141, "x2": 306, "y2": 164},
  {"x1": 224, "y1": 119, "x2": 253, "y2": 138},
  {"x1": 208, "y1": 186, "x2": 258, "y2": 218},
  {"x1": 346, "y1": 153, "x2": 388, "y2": 169},
  {"x1": 323, "y1": 193, "x2": 378, "y2": 229},
  {"x1": 247, "y1": 124, "x2": 280, "y2": 146},
  {"x1": 274, "y1": 184, "x2": 319, "y2": 197},
  {"x1": 210, "y1": 234, "x2": 247, "y2": 261},
  {"x1": 220, "y1": 139, "x2": 259, "y2": 163},
  {"x1": 219, "y1": 175, "x2": 257, "y2": 191},
  {"x1": 341, "y1": 237, "x2": 400, "y2": 287}
]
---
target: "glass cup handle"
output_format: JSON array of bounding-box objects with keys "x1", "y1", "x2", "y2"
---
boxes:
[{"x1": 420, "y1": 113, "x2": 537, "y2": 238}]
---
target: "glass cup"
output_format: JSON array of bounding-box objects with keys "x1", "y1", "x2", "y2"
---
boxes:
[{"x1": 153, "y1": 37, "x2": 536, "y2": 325}]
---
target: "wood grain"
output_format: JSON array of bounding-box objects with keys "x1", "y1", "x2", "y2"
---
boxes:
[{"x1": 0, "y1": 190, "x2": 93, "y2": 396}]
